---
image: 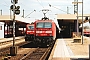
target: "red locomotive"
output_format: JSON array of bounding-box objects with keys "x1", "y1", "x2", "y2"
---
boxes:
[
  {"x1": 25, "y1": 23, "x2": 34, "y2": 41},
  {"x1": 34, "y1": 17, "x2": 56, "y2": 46}
]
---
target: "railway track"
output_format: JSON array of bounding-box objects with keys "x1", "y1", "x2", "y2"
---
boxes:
[
  {"x1": 19, "y1": 39, "x2": 55, "y2": 60},
  {"x1": 0, "y1": 38, "x2": 55, "y2": 60},
  {"x1": 20, "y1": 47, "x2": 52, "y2": 60},
  {"x1": 0, "y1": 40, "x2": 31, "y2": 60}
]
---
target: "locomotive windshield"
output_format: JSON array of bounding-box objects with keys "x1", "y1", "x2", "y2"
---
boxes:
[
  {"x1": 36, "y1": 22, "x2": 52, "y2": 28},
  {"x1": 36, "y1": 22, "x2": 43, "y2": 28},
  {"x1": 44, "y1": 22, "x2": 52, "y2": 28},
  {"x1": 27, "y1": 26, "x2": 34, "y2": 30}
]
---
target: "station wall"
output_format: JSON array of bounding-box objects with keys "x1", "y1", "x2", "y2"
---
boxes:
[{"x1": 0, "y1": 22, "x2": 4, "y2": 38}]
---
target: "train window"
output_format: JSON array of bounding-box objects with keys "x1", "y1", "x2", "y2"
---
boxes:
[
  {"x1": 36, "y1": 22, "x2": 52, "y2": 28},
  {"x1": 44, "y1": 22, "x2": 52, "y2": 28},
  {"x1": 36, "y1": 22, "x2": 44, "y2": 28},
  {"x1": 28, "y1": 26, "x2": 34, "y2": 30}
]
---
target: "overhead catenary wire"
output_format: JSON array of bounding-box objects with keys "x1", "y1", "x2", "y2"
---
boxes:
[
  {"x1": 3, "y1": 0, "x2": 9, "y2": 6},
  {"x1": 0, "y1": 0, "x2": 10, "y2": 8},
  {"x1": 37, "y1": 0, "x2": 44, "y2": 8},
  {"x1": 25, "y1": 10, "x2": 36, "y2": 18},
  {"x1": 49, "y1": 3, "x2": 71, "y2": 14}
]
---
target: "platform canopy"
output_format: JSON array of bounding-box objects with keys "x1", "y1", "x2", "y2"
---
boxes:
[
  {"x1": 15, "y1": 15, "x2": 35, "y2": 23},
  {"x1": 0, "y1": 15, "x2": 35, "y2": 24},
  {"x1": 57, "y1": 14, "x2": 90, "y2": 23}
]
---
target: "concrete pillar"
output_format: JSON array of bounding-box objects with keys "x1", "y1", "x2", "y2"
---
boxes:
[{"x1": 74, "y1": 20, "x2": 77, "y2": 32}]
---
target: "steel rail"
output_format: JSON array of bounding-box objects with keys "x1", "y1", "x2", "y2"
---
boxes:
[{"x1": 40, "y1": 47, "x2": 51, "y2": 60}]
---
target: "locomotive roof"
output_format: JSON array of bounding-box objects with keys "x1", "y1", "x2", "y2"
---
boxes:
[
  {"x1": 27, "y1": 24, "x2": 34, "y2": 26},
  {"x1": 35, "y1": 20, "x2": 54, "y2": 22}
]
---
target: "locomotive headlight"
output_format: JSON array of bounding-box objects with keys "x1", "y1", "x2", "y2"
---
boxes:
[
  {"x1": 50, "y1": 34, "x2": 52, "y2": 36},
  {"x1": 36, "y1": 34, "x2": 38, "y2": 36}
]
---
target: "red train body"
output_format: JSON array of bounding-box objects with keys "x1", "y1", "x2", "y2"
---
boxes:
[
  {"x1": 83, "y1": 29, "x2": 90, "y2": 36},
  {"x1": 79, "y1": 21, "x2": 90, "y2": 37},
  {"x1": 34, "y1": 19, "x2": 56, "y2": 45},
  {"x1": 25, "y1": 24, "x2": 34, "y2": 41}
]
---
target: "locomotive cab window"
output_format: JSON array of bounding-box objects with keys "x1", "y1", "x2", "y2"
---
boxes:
[
  {"x1": 44, "y1": 22, "x2": 52, "y2": 28},
  {"x1": 28, "y1": 26, "x2": 34, "y2": 30},
  {"x1": 36, "y1": 22, "x2": 52, "y2": 28},
  {"x1": 36, "y1": 22, "x2": 44, "y2": 28}
]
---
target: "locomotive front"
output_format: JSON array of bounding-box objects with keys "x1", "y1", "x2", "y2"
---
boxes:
[
  {"x1": 25, "y1": 24, "x2": 34, "y2": 41},
  {"x1": 34, "y1": 20, "x2": 56, "y2": 46}
]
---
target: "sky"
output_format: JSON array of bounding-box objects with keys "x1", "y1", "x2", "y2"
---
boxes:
[{"x1": 0, "y1": 0, "x2": 90, "y2": 20}]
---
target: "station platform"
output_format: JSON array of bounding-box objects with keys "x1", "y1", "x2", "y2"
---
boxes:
[
  {"x1": 0, "y1": 36, "x2": 25, "y2": 49},
  {"x1": 0, "y1": 36, "x2": 24, "y2": 43},
  {"x1": 49, "y1": 38, "x2": 89, "y2": 60}
]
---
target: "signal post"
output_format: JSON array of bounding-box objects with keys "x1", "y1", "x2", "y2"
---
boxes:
[{"x1": 10, "y1": 0, "x2": 20, "y2": 56}]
